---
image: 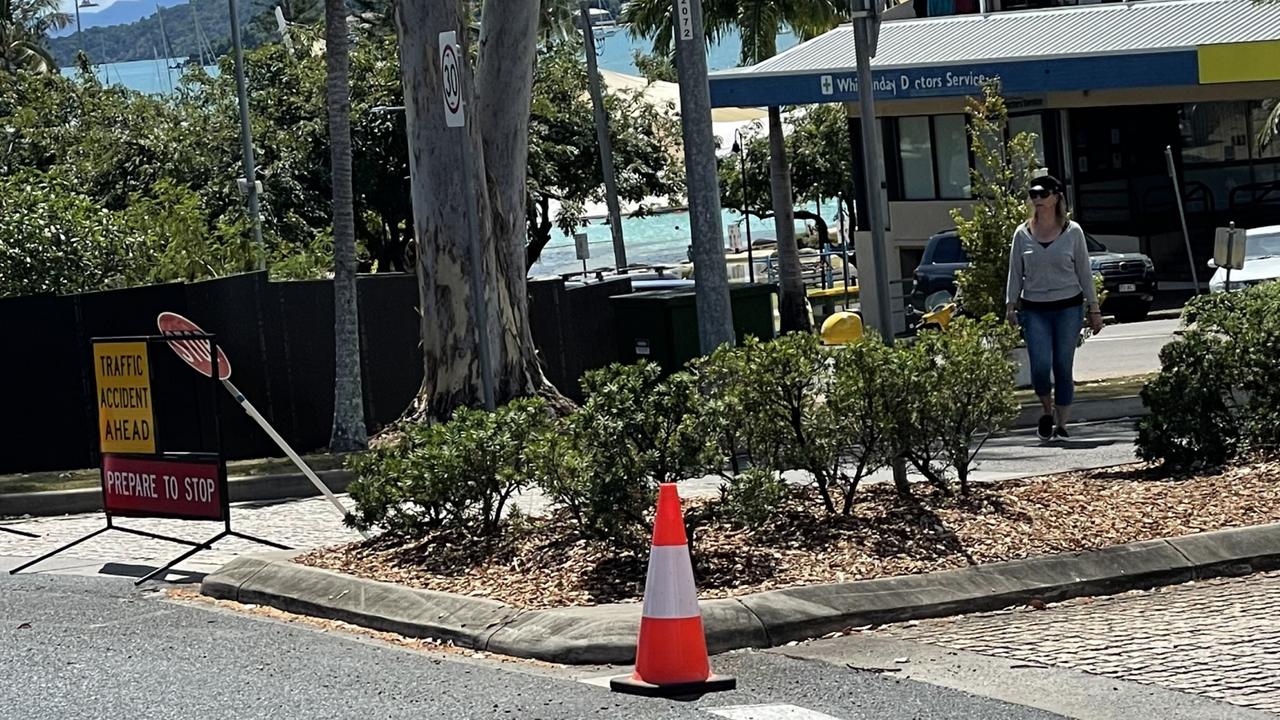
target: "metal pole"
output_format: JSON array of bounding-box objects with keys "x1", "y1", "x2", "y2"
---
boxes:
[
  {"x1": 580, "y1": 3, "x2": 628, "y2": 271},
  {"x1": 671, "y1": 0, "x2": 735, "y2": 352},
  {"x1": 1226, "y1": 221, "x2": 1235, "y2": 292},
  {"x1": 737, "y1": 131, "x2": 755, "y2": 283},
  {"x1": 221, "y1": 379, "x2": 367, "y2": 537},
  {"x1": 455, "y1": 38, "x2": 497, "y2": 411},
  {"x1": 74, "y1": 1, "x2": 84, "y2": 58},
  {"x1": 228, "y1": 0, "x2": 266, "y2": 270},
  {"x1": 840, "y1": 201, "x2": 851, "y2": 293},
  {"x1": 1165, "y1": 145, "x2": 1201, "y2": 295},
  {"x1": 854, "y1": 14, "x2": 893, "y2": 337}
]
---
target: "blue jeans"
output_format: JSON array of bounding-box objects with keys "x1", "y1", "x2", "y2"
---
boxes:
[{"x1": 1021, "y1": 305, "x2": 1081, "y2": 407}]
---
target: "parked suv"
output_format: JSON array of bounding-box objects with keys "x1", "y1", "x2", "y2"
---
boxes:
[{"x1": 912, "y1": 229, "x2": 1158, "y2": 322}]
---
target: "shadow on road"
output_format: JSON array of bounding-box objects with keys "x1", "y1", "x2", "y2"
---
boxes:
[{"x1": 99, "y1": 562, "x2": 206, "y2": 584}]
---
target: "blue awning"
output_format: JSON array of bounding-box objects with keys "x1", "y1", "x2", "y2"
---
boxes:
[{"x1": 707, "y1": 0, "x2": 1280, "y2": 107}]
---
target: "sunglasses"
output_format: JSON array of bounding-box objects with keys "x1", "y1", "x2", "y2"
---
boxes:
[{"x1": 1027, "y1": 187, "x2": 1055, "y2": 200}]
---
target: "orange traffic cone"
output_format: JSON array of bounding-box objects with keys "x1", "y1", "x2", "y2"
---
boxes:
[{"x1": 611, "y1": 483, "x2": 736, "y2": 698}]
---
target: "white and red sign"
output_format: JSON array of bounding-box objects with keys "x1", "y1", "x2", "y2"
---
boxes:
[
  {"x1": 101, "y1": 454, "x2": 224, "y2": 521},
  {"x1": 439, "y1": 31, "x2": 464, "y2": 128},
  {"x1": 157, "y1": 312, "x2": 232, "y2": 380}
]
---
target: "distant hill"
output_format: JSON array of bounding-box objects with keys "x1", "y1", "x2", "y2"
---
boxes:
[
  {"x1": 47, "y1": 0, "x2": 280, "y2": 66},
  {"x1": 50, "y1": 0, "x2": 187, "y2": 36}
]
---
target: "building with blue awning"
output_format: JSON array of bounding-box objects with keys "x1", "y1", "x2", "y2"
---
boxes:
[{"x1": 709, "y1": 0, "x2": 1280, "y2": 324}]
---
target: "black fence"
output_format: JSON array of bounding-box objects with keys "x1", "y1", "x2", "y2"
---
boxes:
[{"x1": 0, "y1": 272, "x2": 634, "y2": 475}]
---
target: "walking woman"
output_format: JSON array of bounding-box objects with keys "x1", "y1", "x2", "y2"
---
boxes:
[{"x1": 1005, "y1": 175, "x2": 1105, "y2": 442}]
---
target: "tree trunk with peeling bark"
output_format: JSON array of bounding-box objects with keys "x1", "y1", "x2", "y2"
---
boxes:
[{"x1": 396, "y1": 0, "x2": 557, "y2": 422}]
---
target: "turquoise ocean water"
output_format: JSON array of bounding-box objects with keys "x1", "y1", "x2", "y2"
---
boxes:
[{"x1": 74, "y1": 30, "x2": 829, "y2": 276}]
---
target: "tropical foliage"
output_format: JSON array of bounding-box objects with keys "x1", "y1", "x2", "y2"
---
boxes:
[
  {"x1": 623, "y1": 0, "x2": 843, "y2": 64},
  {"x1": 526, "y1": 42, "x2": 684, "y2": 265},
  {"x1": 719, "y1": 104, "x2": 853, "y2": 246},
  {"x1": 1, "y1": 0, "x2": 68, "y2": 73},
  {"x1": 0, "y1": 25, "x2": 685, "y2": 297}
]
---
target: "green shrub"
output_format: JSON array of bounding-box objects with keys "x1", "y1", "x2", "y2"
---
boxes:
[
  {"x1": 699, "y1": 333, "x2": 846, "y2": 514},
  {"x1": 827, "y1": 335, "x2": 913, "y2": 508},
  {"x1": 897, "y1": 318, "x2": 1019, "y2": 496},
  {"x1": 346, "y1": 398, "x2": 555, "y2": 539},
  {"x1": 1137, "y1": 332, "x2": 1242, "y2": 469},
  {"x1": 1139, "y1": 283, "x2": 1280, "y2": 469},
  {"x1": 531, "y1": 362, "x2": 717, "y2": 543},
  {"x1": 718, "y1": 468, "x2": 789, "y2": 528}
]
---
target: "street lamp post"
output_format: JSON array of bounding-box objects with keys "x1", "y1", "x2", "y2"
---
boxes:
[
  {"x1": 731, "y1": 129, "x2": 755, "y2": 284},
  {"x1": 74, "y1": 0, "x2": 98, "y2": 59},
  {"x1": 227, "y1": 0, "x2": 265, "y2": 269}
]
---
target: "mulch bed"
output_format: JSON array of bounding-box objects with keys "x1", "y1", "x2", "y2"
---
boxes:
[{"x1": 295, "y1": 460, "x2": 1280, "y2": 610}]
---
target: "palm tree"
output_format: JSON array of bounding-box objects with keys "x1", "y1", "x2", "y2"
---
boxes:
[
  {"x1": 325, "y1": 0, "x2": 366, "y2": 451},
  {"x1": 624, "y1": 0, "x2": 840, "y2": 63},
  {"x1": 1260, "y1": 99, "x2": 1278, "y2": 152},
  {"x1": 1258, "y1": 1, "x2": 1279, "y2": 153},
  {"x1": 625, "y1": 0, "x2": 843, "y2": 333},
  {"x1": 0, "y1": 0, "x2": 69, "y2": 74},
  {"x1": 540, "y1": 0, "x2": 581, "y2": 42}
]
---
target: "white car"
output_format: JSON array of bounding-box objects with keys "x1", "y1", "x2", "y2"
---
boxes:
[{"x1": 1208, "y1": 224, "x2": 1280, "y2": 293}]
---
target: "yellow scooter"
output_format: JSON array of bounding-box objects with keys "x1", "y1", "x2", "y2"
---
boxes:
[{"x1": 916, "y1": 290, "x2": 959, "y2": 333}]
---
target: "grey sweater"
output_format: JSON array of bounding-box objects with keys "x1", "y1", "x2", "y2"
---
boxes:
[{"x1": 1005, "y1": 220, "x2": 1099, "y2": 308}]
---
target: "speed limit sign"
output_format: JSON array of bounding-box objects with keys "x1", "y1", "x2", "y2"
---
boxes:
[{"x1": 439, "y1": 31, "x2": 464, "y2": 128}]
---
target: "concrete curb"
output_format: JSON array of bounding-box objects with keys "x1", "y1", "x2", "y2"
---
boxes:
[
  {"x1": 200, "y1": 522, "x2": 1280, "y2": 665},
  {"x1": 0, "y1": 469, "x2": 353, "y2": 518},
  {"x1": 1013, "y1": 395, "x2": 1146, "y2": 428}
]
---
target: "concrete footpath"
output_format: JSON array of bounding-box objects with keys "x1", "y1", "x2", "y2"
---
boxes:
[{"x1": 1, "y1": 412, "x2": 1144, "y2": 519}]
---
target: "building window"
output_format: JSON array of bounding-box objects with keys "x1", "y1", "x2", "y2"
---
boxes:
[
  {"x1": 935, "y1": 115, "x2": 970, "y2": 199},
  {"x1": 1180, "y1": 102, "x2": 1251, "y2": 164},
  {"x1": 894, "y1": 114, "x2": 970, "y2": 201},
  {"x1": 1009, "y1": 113, "x2": 1047, "y2": 167},
  {"x1": 899, "y1": 117, "x2": 936, "y2": 200}
]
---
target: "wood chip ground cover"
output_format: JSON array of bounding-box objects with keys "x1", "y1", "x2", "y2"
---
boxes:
[{"x1": 295, "y1": 461, "x2": 1280, "y2": 610}]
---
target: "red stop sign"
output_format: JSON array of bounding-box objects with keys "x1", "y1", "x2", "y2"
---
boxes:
[{"x1": 157, "y1": 312, "x2": 233, "y2": 380}]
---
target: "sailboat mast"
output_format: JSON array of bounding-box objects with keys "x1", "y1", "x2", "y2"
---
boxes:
[
  {"x1": 152, "y1": 44, "x2": 164, "y2": 92},
  {"x1": 156, "y1": 5, "x2": 175, "y2": 91},
  {"x1": 188, "y1": 0, "x2": 207, "y2": 66},
  {"x1": 98, "y1": 34, "x2": 111, "y2": 85}
]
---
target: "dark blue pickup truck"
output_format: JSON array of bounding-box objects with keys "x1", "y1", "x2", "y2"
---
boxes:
[{"x1": 911, "y1": 229, "x2": 1158, "y2": 323}]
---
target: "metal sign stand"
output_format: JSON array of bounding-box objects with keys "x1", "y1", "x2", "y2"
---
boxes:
[
  {"x1": 0, "y1": 526, "x2": 38, "y2": 538},
  {"x1": 219, "y1": 378, "x2": 356, "y2": 527},
  {"x1": 157, "y1": 312, "x2": 365, "y2": 537},
  {"x1": 9, "y1": 335, "x2": 289, "y2": 585},
  {"x1": 1166, "y1": 145, "x2": 1203, "y2": 295}
]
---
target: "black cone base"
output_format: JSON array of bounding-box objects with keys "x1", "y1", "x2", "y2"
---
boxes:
[{"x1": 610, "y1": 673, "x2": 737, "y2": 699}]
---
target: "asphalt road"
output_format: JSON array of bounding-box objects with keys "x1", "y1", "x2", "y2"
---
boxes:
[
  {"x1": 1075, "y1": 317, "x2": 1179, "y2": 381},
  {"x1": 0, "y1": 573, "x2": 1062, "y2": 720}
]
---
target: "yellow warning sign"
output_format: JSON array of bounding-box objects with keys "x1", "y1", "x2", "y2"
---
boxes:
[{"x1": 94, "y1": 341, "x2": 156, "y2": 454}]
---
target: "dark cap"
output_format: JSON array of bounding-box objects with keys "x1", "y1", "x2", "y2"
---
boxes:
[{"x1": 1029, "y1": 175, "x2": 1064, "y2": 194}]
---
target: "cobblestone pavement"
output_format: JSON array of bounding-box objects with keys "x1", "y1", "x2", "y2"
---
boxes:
[
  {"x1": 879, "y1": 571, "x2": 1280, "y2": 715},
  {"x1": 0, "y1": 495, "x2": 361, "y2": 574}
]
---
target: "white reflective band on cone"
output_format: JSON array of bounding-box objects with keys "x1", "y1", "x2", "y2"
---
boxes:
[{"x1": 641, "y1": 544, "x2": 701, "y2": 619}]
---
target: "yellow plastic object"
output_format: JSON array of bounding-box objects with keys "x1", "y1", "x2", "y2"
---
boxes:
[
  {"x1": 807, "y1": 283, "x2": 859, "y2": 301},
  {"x1": 820, "y1": 311, "x2": 864, "y2": 346},
  {"x1": 920, "y1": 302, "x2": 957, "y2": 331}
]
